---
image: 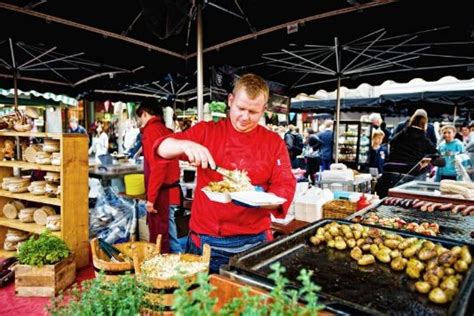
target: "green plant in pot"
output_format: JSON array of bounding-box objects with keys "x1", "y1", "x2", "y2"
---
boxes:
[{"x1": 18, "y1": 230, "x2": 70, "y2": 266}]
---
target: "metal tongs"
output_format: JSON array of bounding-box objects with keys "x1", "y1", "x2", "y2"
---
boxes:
[{"x1": 211, "y1": 165, "x2": 240, "y2": 184}]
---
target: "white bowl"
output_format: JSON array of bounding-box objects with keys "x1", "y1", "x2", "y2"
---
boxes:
[{"x1": 201, "y1": 188, "x2": 231, "y2": 203}]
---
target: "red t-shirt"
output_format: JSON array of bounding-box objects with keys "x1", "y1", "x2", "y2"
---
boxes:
[{"x1": 153, "y1": 118, "x2": 296, "y2": 237}]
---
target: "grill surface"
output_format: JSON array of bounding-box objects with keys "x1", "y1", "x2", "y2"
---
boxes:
[{"x1": 229, "y1": 219, "x2": 474, "y2": 316}]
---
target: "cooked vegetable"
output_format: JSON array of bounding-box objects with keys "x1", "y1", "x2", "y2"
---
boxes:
[
  {"x1": 438, "y1": 251, "x2": 457, "y2": 266},
  {"x1": 346, "y1": 239, "x2": 356, "y2": 249},
  {"x1": 390, "y1": 250, "x2": 401, "y2": 259},
  {"x1": 415, "y1": 281, "x2": 432, "y2": 294},
  {"x1": 403, "y1": 241, "x2": 423, "y2": 258},
  {"x1": 429, "y1": 288, "x2": 449, "y2": 304},
  {"x1": 384, "y1": 239, "x2": 400, "y2": 250},
  {"x1": 350, "y1": 247, "x2": 363, "y2": 261},
  {"x1": 327, "y1": 240, "x2": 335, "y2": 248},
  {"x1": 391, "y1": 257, "x2": 408, "y2": 271},
  {"x1": 460, "y1": 246, "x2": 472, "y2": 264},
  {"x1": 370, "y1": 244, "x2": 379, "y2": 256},
  {"x1": 424, "y1": 274, "x2": 440, "y2": 288},
  {"x1": 454, "y1": 260, "x2": 468, "y2": 273},
  {"x1": 310, "y1": 235, "x2": 321, "y2": 245},
  {"x1": 375, "y1": 249, "x2": 391, "y2": 263},
  {"x1": 334, "y1": 237, "x2": 347, "y2": 250},
  {"x1": 444, "y1": 267, "x2": 455, "y2": 276},
  {"x1": 406, "y1": 259, "x2": 424, "y2": 279},
  {"x1": 358, "y1": 254, "x2": 375, "y2": 266},
  {"x1": 418, "y1": 248, "x2": 437, "y2": 261}
]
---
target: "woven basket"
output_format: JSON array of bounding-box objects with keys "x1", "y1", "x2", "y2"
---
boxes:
[
  {"x1": 322, "y1": 199, "x2": 357, "y2": 219},
  {"x1": 90, "y1": 236, "x2": 161, "y2": 282}
]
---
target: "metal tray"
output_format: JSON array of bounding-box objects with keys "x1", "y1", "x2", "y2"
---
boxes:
[
  {"x1": 228, "y1": 219, "x2": 474, "y2": 316},
  {"x1": 347, "y1": 203, "x2": 474, "y2": 244}
]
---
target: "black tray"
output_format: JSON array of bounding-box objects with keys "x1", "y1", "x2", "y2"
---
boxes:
[
  {"x1": 347, "y1": 202, "x2": 474, "y2": 244},
  {"x1": 228, "y1": 219, "x2": 474, "y2": 316}
]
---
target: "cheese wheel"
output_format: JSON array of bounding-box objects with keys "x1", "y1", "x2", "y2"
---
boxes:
[{"x1": 33, "y1": 206, "x2": 56, "y2": 225}]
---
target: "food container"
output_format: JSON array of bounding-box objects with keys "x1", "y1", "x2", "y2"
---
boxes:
[
  {"x1": 5, "y1": 229, "x2": 29, "y2": 242},
  {"x1": 201, "y1": 188, "x2": 232, "y2": 203},
  {"x1": 8, "y1": 178, "x2": 30, "y2": 193},
  {"x1": 23, "y1": 144, "x2": 42, "y2": 163},
  {"x1": 2, "y1": 177, "x2": 20, "y2": 190},
  {"x1": 18, "y1": 208, "x2": 36, "y2": 223},
  {"x1": 35, "y1": 151, "x2": 51, "y2": 165},
  {"x1": 45, "y1": 183, "x2": 59, "y2": 198},
  {"x1": 124, "y1": 174, "x2": 145, "y2": 195},
  {"x1": 42, "y1": 139, "x2": 60, "y2": 153},
  {"x1": 50, "y1": 152, "x2": 61, "y2": 166},
  {"x1": 28, "y1": 180, "x2": 46, "y2": 196},
  {"x1": 2, "y1": 200, "x2": 25, "y2": 219},
  {"x1": 46, "y1": 215, "x2": 61, "y2": 231},
  {"x1": 44, "y1": 172, "x2": 60, "y2": 185},
  {"x1": 34, "y1": 206, "x2": 56, "y2": 225}
]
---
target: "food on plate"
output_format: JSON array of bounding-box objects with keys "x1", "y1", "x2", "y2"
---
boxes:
[
  {"x1": 205, "y1": 169, "x2": 253, "y2": 193},
  {"x1": 440, "y1": 180, "x2": 474, "y2": 200},
  {"x1": 309, "y1": 221, "x2": 472, "y2": 304}
]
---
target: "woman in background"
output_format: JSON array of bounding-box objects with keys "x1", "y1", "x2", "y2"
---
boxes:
[{"x1": 89, "y1": 123, "x2": 109, "y2": 162}]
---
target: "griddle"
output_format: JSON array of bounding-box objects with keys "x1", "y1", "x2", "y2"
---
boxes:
[
  {"x1": 228, "y1": 219, "x2": 474, "y2": 316},
  {"x1": 347, "y1": 203, "x2": 474, "y2": 244}
]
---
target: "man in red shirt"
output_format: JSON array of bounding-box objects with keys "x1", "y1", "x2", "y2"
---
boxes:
[
  {"x1": 136, "y1": 100, "x2": 181, "y2": 253},
  {"x1": 154, "y1": 74, "x2": 296, "y2": 272}
]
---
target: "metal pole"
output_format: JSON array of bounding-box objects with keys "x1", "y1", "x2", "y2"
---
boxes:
[
  {"x1": 13, "y1": 70, "x2": 19, "y2": 108},
  {"x1": 453, "y1": 105, "x2": 457, "y2": 125},
  {"x1": 197, "y1": 2, "x2": 204, "y2": 121},
  {"x1": 335, "y1": 77, "x2": 341, "y2": 163}
]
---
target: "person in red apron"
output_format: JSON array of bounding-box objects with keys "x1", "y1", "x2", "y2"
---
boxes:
[
  {"x1": 137, "y1": 101, "x2": 180, "y2": 253},
  {"x1": 154, "y1": 74, "x2": 296, "y2": 272}
]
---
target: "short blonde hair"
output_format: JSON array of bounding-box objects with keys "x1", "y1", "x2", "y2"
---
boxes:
[
  {"x1": 441, "y1": 125, "x2": 456, "y2": 133},
  {"x1": 233, "y1": 73, "x2": 269, "y2": 102},
  {"x1": 372, "y1": 129, "x2": 385, "y2": 139}
]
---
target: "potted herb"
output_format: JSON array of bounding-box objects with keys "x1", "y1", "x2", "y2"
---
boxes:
[{"x1": 15, "y1": 230, "x2": 75, "y2": 297}]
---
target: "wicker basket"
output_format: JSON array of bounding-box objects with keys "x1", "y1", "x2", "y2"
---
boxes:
[
  {"x1": 90, "y1": 236, "x2": 161, "y2": 282},
  {"x1": 322, "y1": 199, "x2": 357, "y2": 219}
]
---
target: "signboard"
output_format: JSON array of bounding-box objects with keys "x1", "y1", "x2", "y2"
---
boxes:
[{"x1": 268, "y1": 93, "x2": 290, "y2": 114}]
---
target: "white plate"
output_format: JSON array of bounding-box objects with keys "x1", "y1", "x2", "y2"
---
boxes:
[
  {"x1": 230, "y1": 191, "x2": 286, "y2": 207},
  {"x1": 201, "y1": 188, "x2": 232, "y2": 203}
]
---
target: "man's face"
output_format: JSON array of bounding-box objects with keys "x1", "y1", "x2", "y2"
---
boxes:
[
  {"x1": 461, "y1": 126, "x2": 469, "y2": 137},
  {"x1": 70, "y1": 121, "x2": 78, "y2": 130},
  {"x1": 443, "y1": 129, "x2": 455, "y2": 142},
  {"x1": 228, "y1": 88, "x2": 266, "y2": 133}
]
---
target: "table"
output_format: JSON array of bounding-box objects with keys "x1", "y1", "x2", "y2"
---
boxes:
[{"x1": 89, "y1": 163, "x2": 144, "y2": 185}]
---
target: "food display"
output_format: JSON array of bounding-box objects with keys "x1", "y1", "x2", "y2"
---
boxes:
[
  {"x1": 42, "y1": 139, "x2": 60, "y2": 153},
  {"x1": 33, "y1": 206, "x2": 56, "y2": 225},
  {"x1": 35, "y1": 151, "x2": 51, "y2": 165},
  {"x1": 309, "y1": 221, "x2": 472, "y2": 304},
  {"x1": 383, "y1": 197, "x2": 474, "y2": 216},
  {"x1": 439, "y1": 180, "x2": 474, "y2": 200},
  {"x1": 7, "y1": 178, "x2": 30, "y2": 193},
  {"x1": 18, "y1": 208, "x2": 36, "y2": 223},
  {"x1": 3, "y1": 229, "x2": 29, "y2": 251},
  {"x1": 28, "y1": 181, "x2": 46, "y2": 196},
  {"x1": 205, "y1": 169, "x2": 253, "y2": 193},
  {"x1": 2, "y1": 200, "x2": 24, "y2": 219},
  {"x1": 140, "y1": 254, "x2": 208, "y2": 280},
  {"x1": 355, "y1": 212, "x2": 440, "y2": 236},
  {"x1": 46, "y1": 215, "x2": 61, "y2": 231}
]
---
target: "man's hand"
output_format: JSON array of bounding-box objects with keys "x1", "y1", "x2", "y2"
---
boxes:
[
  {"x1": 420, "y1": 157, "x2": 432, "y2": 169},
  {"x1": 146, "y1": 201, "x2": 157, "y2": 213},
  {"x1": 181, "y1": 140, "x2": 216, "y2": 169}
]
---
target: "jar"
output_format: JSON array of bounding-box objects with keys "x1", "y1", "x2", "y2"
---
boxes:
[{"x1": 46, "y1": 215, "x2": 61, "y2": 231}]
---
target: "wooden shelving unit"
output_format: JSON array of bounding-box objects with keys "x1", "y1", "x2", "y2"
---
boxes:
[{"x1": 0, "y1": 133, "x2": 89, "y2": 268}]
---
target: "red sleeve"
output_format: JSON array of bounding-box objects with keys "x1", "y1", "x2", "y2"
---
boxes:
[
  {"x1": 145, "y1": 126, "x2": 172, "y2": 204},
  {"x1": 152, "y1": 121, "x2": 209, "y2": 161},
  {"x1": 267, "y1": 137, "x2": 296, "y2": 218}
]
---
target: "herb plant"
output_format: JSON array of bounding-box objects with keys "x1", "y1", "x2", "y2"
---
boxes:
[
  {"x1": 18, "y1": 230, "x2": 70, "y2": 266},
  {"x1": 47, "y1": 273, "x2": 144, "y2": 316}
]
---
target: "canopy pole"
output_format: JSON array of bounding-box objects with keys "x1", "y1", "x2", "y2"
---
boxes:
[
  {"x1": 13, "y1": 70, "x2": 19, "y2": 109},
  {"x1": 197, "y1": 2, "x2": 204, "y2": 121},
  {"x1": 453, "y1": 105, "x2": 457, "y2": 125},
  {"x1": 335, "y1": 76, "x2": 341, "y2": 164}
]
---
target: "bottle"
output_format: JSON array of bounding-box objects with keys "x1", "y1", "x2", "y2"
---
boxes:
[{"x1": 357, "y1": 194, "x2": 370, "y2": 211}]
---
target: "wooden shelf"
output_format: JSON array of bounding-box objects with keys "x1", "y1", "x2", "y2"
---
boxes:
[
  {"x1": 0, "y1": 190, "x2": 61, "y2": 206},
  {"x1": 0, "y1": 217, "x2": 61, "y2": 236},
  {"x1": 0, "y1": 161, "x2": 61, "y2": 172},
  {"x1": 0, "y1": 249, "x2": 16, "y2": 258},
  {"x1": 0, "y1": 131, "x2": 61, "y2": 139}
]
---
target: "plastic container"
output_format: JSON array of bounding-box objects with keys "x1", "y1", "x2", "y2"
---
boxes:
[
  {"x1": 356, "y1": 194, "x2": 371, "y2": 211},
  {"x1": 124, "y1": 174, "x2": 145, "y2": 196}
]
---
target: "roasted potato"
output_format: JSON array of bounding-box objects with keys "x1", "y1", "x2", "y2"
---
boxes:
[
  {"x1": 426, "y1": 258, "x2": 439, "y2": 271},
  {"x1": 370, "y1": 244, "x2": 379, "y2": 256},
  {"x1": 460, "y1": 246, "x2": 472, "y2": 264},
  {"x1": 329, "y1": 226, "x2": 340, "y2": 237},
  {"x1": 310, "y1": 235, "x2": 321, "y2": 245},
  {"x1": 341, "y1": 225, "x2": 351, "y2": 235},
  {"x1": 327, "y1": 240, "x2": 335, "y2": 248},
  {"x1": 398, "y1": 238, "x2": 417, "y2": 250},
  {"x1": 454, "y1": 260, "x2": 468, "y2": 273},
  {"x1": 403, "y1": 241, "x2": 423, "y2": 258},
  {"x1": 438, "y1": 251, "x2": 457, "y2": 266},
  {"x1": 435, "y1": 245, "x2": 449, "y2": 256},
  {"x1": 415, "y1": 281, "x2": 432, "y2": 294},
  {"x1": 425, "y1": 266, "x2": 444, "y2": 280},
  {"x1": 373, "y1": 237, "x2": 384, "y2": 245},
  {"x1": 316, "y1": 227, "x2": 325, "y2": 236},
  {"x1": 444, "y1": 267, "x2": 455, "y2": 276},
  {"x1": 385, "y1": 233, "x2": 397, "y2": 240},
  {"x1": 418, "y1": 248, "x2": 437, "y2": 261},
  {"x1": 429, "y1": 288, "x2": 449, "y2": 304},
  {"x1": 424, "y1": 274, "x2": 440, "y2": 288},
  {"x1": 422, "y1": 241, "x2": 436, "y2": 250},
  {"x1": 323, "y1": 232, "x2": 333, "y2": 242},
  {"x1": 344, "y1": 232, "x2": 354, "y2": 240},
  {"x1": 440, "y1": 275, "x2": 459, "y2": 291},
  {"x1": 353, "y1": 230, "x2": 362, "y2": 240},
  {"x1": 361, "y1": 244, "x2": 371, "y2": 252},
  {"x1": 347, "y1": 239, "x2": 356, "y2": 249},
  {"x1": 375, "y1": 249, "x2": 391, "y2": 263},
  {"x1": 391, "y1": 257, "x2": 408, "y2": 271},
  {"x1": 406, "y1": 259, "x2": 424, "y2": 279},
  {"x1": 351, "y1": 223, "x2": 363, "y2": 231},
  {"x1": 358, "y1": 254, "x2": 375, "y2": 266},
  {"x1": 390, "y1": 250, "x2": 401, "y2": 259},
  {"x1": 350, "y1": 246, "x2": 363, "y2": 261},
  {"x1": 384, "y1": 239, "x2": 401, "y2": 250},
  {"x1": 334, "y1": 237, "x2": 347, "y2": 250},
  {"x1": 450, "y1": 246, "x2": 462, "y2": 256},
  {"x1": 368, "y1": 228, "x2": 381, "y2": 238},
  {"x1": 356, "y1": 238, "x2": 365, "y2": 247}
]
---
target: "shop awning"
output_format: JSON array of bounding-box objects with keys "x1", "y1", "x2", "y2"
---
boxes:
[
  {"x1": 290, "y1": 97, "x2": 380, "y2": 112},
  {"x1": 0, "y1": 88, "x2": 78, "y2": 106},
  {"x1": 380, "y1": 89, "x2": 474, "y2": 106}
]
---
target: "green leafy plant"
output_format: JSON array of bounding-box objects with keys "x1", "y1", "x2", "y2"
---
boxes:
[
  {"x1": 18, "y1": 230, "x2": 70, "y2": 266},
  {"x1": 47, "y1": 272, "x2": 144, "y2": 316}
]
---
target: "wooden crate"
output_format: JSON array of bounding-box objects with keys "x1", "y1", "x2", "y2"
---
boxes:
[{"x1": 15, "y1": 254, "x2": 76, "y2": 297}]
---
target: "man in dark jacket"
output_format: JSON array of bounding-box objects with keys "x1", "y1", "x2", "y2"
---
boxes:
[
  {"x1": 369, "y1": 113, "x2": 390, "y2": 144},
  {"x1": 317, "y1": 120, "x2": 334, "y2": 171},
  {"x1": 390, "y1": 109, "x2": 437, "y2": 145}
]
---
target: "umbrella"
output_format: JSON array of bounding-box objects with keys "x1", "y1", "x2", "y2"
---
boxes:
[
  {"x1": 0, "y1": 38, "x2": 143, "y2": 107},
  {"x1": 256, "y1": 27, "x2": 474, "y2": 162}
]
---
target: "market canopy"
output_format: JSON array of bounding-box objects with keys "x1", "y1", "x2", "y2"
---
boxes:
[
  {"x1": 0, "y1": 87, "x2": 77, "y2": 106},
  {"x1": 0, "y1": 1, "x2": 473, "y2": 98}
]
